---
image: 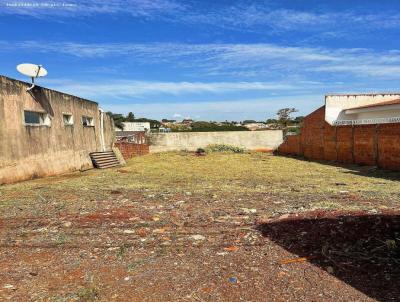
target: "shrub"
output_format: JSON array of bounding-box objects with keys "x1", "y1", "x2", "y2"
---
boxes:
[
  {"x1": 286, "y1": 126, "x2": 301, "y2": 135},
  {"x1": 204, "y1": 144, "x2": 245, "y2": 153},
  {"x1": 190, "y1": 121, "x2": 249, "y2": 132}
]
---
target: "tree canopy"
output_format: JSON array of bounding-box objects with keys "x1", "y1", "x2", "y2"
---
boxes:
[
  {"x1": 276, "y1": 108, "x2": 298, "y2": 128},
  {"x1": 107, "y1": 112, "x2": 161, "y2": 129}
]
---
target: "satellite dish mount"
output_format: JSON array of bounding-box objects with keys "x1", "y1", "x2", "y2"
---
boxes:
[{"x1": 16, "y1": 63, "x2": 48, "y2": 91}]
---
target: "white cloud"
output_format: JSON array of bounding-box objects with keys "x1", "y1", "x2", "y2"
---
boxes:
[
  {"x1": 5, "y1": 41, "x2": 400, "y2": 79},
  {"x1": 194, "y1": 7, "x2": 400, "y2": 32},
  {"x1": 43, "y1": 79, "x2": 304, "y2": 99},
  {"x1": 1, "y1": 1, "x2": 400, "y2": 34}
]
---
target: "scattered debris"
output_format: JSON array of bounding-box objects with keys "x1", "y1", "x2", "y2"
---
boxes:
[
  {"x1": 195, "y1": 148, "x2": 206, "y2": 156},
  {"x1": 190, "y1": 234, "x2": 206, "y2": 241},
  {"x1": 63, "y1": 221, "x2": 72, "y2": 228},
  {"x1": 123, "y1": 230, "x2": 135, "y2": 234},
  {"x1": 241, "y1": 208, "x2": 257, "y2": 214},
  {"x1": 224, "y1": 246, "x2": 239, "y2": 252},
  {"x1": 3, "y1": 284, "x2": 15, "y2": 290},
  {"x1": 279, "y1": 257, "x2": 309, "y2": 265}
]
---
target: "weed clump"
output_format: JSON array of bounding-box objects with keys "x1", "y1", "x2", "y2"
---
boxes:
[
  {"x1": 204, "y1": 144, "x2": 245, "y2": 154},
  {"x1": 77, "y1": 286, "x2": 99, "y2": 301}
]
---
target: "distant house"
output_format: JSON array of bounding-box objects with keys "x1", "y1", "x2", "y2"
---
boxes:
[
  {"x1": 115, "y1": 122, "x2": 151, "y2": 143},
  {"x1": 182, "y1": 119, "x2": 194, "y2": 125},
  {"x1": 0, "y1": 75, "x2": 115, "y2": 184},
  {"x1": 115, "y1": 131, "x2": 147, "y2": 144},
  {"x1": 325, "y1": 94, "x2": 400, "y2": 125},
  {"x1": 244, "y1": 123, "x2": 268, "y2": 131},
  {"x1": 158, "y1": 127, "x2": 171, "y2": 133},
  {"x1": 116, "y1": 122, "x2": 151, "y2": 132}
]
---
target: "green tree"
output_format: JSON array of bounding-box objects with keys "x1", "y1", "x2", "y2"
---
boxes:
[
  {"x1": 107, "y1": 112, "x2": 125, "y2": 129},
  {"x1": 276, "y1": 108, "x2": 298, "y2": 129},
  {"x1": 293, "y1": 116, "x2": 304, "y2": 124},
  {"x1": 242, "y1": 120, "x2": 257, "y2": 124},
  {"x1": 190, "y1": 121, "x2": 248, "y2": 132},
  {"x1": 266, "y1": 118, "x2": 278, "y2": 124},
  {"x1": 126, "y1": 112, "x2": 135, "y2": 122}
]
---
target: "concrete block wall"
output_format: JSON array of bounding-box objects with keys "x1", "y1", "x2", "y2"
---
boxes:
[
  {"x1": 148, "y1": 130, "x2": 283, "y2": 153},
  {"x1": 277, "y1": 106, "x2": 400, "y2": 171}
]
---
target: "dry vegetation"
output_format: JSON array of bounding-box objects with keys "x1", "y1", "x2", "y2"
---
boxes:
[{"x1": 0, "y1": 152, "x2": 399, "y2": 301}]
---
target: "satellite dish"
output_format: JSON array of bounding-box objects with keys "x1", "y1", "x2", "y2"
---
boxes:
[{"x1": 16, "y1": 63, "x2": 48, "y2": 91}]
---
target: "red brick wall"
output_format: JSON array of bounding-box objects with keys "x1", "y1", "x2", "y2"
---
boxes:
[
  {"x1": 323, "y1": 125, "x2": 337, "y2": 161},
  {"x1": 336, "y1": 127, "x2": 354, "y2": 164},
  {"x1": 301, "y1": 106, "x2": 326, "y2": 160},
  {"x1": 378, "y1": 124, "x2": 400, "y2": 170},
  {"x1": 277, "y1": 106, "x2": 400, "y2": 171},
  {"x1": 277, "y1": 135, "x2": 300, "y2": 155},
  {"x1": 353, "y1": 125, "x2": 376, "y2": 166},
  {"x1": 115, "y1": 142, "x2": 149, "y2": 160}
]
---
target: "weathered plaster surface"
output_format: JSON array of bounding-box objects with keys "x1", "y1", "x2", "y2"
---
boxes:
[
  {"x1": 148, "y1": 131, "x2": 283, "y2": 152},
  {"x1": 0, "y1": 76, "x2": 114, "y2": 184}
]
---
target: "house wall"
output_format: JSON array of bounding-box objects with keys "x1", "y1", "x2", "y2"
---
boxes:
[
  {"x1": 0, "y1": 76, "x2": 115, "y2": 184},
  {"x1": 277, "y1": 105, "x2": 400, "y2": 171},
  {"x1": 118, "y1": 122, "x2": 151, "y2": 132},
  {"x1": 353, "y1": 110, "x2": 400, "y2": 120},
  {"x1": 325, "y1": 94, "x2": 400, "y2": 124},
  {"x1": 148, "y1": 130, "x2": 283, "y2": 152}
]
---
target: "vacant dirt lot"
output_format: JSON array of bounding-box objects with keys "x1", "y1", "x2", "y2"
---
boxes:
[{"x1": 0, "y1": 152, "x2": 399, "y2": 301}]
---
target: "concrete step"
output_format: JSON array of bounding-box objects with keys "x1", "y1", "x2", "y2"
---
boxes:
[
  {"x1": 91, "y1": 154, "x2": 118, "y2": 160},
  {"x1": 97, "y1": 162, "x2": 120, "y2": 169},
  {"x1": 89, "y1": 151, "x2": 121, "y2": 169}
]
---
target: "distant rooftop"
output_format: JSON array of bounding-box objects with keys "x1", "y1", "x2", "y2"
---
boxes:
[
  {"x1": 326, "y1": 93, "x2": 400, "y2": 97},
  {"x1": 347, "y1": 98, "x2": 400, "y2": 110}
]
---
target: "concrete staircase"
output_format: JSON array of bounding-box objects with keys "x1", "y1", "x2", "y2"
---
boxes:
[{"x1": 89, "y1": 150, "x2": 121, "y2": 169}]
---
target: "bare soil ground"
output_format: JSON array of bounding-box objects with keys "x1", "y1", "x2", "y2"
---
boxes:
[{"x1": 0, "y1": 152, "x2": 399, "y2": 301}]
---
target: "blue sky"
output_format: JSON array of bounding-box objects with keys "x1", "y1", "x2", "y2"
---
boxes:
[{"x1": 1, "y1": 0, "x2": 400, "y2": 121}]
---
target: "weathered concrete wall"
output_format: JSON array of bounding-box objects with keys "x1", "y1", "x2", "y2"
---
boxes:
[
  {"x1": 0, "y1": 75, "x2": 115, "y2": 184},
  {"x1": 148, "y1": 131, "x2": 283, "y2": 152},
  {"x1": 103, "y1": 113, "x2": 115, "y2": 149},
  {"x1": 278, "y1": 105, "x2": 400, "y2": 171}
]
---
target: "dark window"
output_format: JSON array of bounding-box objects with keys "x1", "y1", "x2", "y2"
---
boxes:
[
  {"x1": 82, "y1": 116, "x2": 94, "y2": 127},
  {"x1": 24, "y1": 111, "x2": 41, "y2": 124}
]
